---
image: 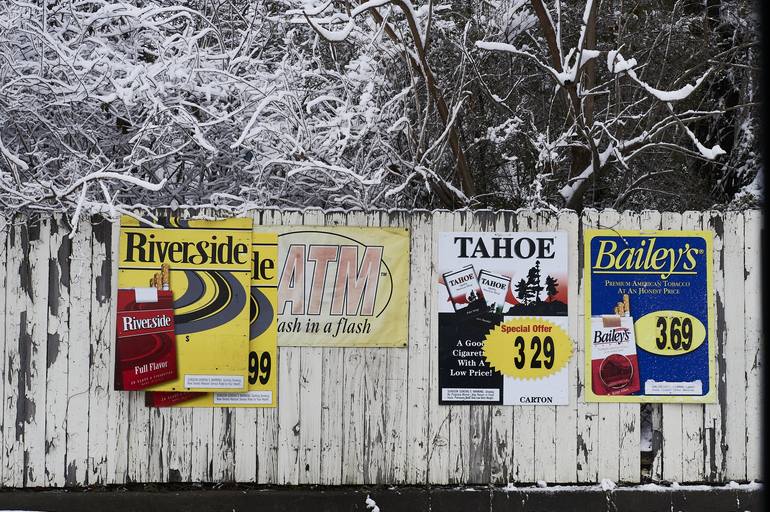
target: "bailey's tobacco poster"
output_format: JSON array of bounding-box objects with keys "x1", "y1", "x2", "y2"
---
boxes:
[{"x1": 584, "y1": 230, "x2": 715, "y2": 403}]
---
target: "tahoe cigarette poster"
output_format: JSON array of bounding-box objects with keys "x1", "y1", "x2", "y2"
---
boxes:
[
  {"x1": 254, "y1": 226, "x2": 410, "y2": 347},
  {"x1": 584, "y1": 230, "x2": 715, "y2": 403},
  {"x1": 437, "y1": 232, "x2": 572, "y2": 405}
]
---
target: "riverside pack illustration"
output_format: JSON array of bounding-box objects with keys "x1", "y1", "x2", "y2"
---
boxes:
[
  {"x1": 115, "y1": 272, "x2": 177, "y2": 390},
  {"x1": 117, "y1": 216, "x2": 253, "y2": 393}
]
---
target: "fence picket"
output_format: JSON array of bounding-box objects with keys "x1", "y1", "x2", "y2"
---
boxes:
[
  {"x1": 489, "y1": 211, "x2": 517, "y2": 484},
  {"x1": 64, "y1": 220, "x2": 92, "y2": 486},
  {"x1": 3, "y1": 219, "x2": 28, "y2": 487},
  {"x1": 743, "y1": 210, "x2": 761, "y2": 480},
  {"x1": 381, "y1": 210, "x2": 409, "y2": 484},
  {"x1": 511, "y1": 209, "x2": 536, "y2": 482},
  {"x1": 297, "y1": 209, "x2": 325, "y2": 484},
  {"x1": 576, "y1": 208, "x2": 600, "y2": 483},
  {"x1": 405, "y1": 210, "x2": 432, "y2": 484},
  {"x1": 657, "y1": 212, "x2": 683, "y2": 482},
  {"x1": 0, "y1": 223, "x2": 7, "y2": 485},
  {"x1": 45, "y1": 216, "x2": 71, "y2": 486},
  {"x1": 593, "y1": 209, "x2": 623, "y2": 482},
  {"x1": 703, "y1": 211, "x2": 726, "y2": 482},
  {"x1": 533, "y1": 210, "x2": 559, "y2": 483},
  {"x1": 256, "y1": 209, "x2": 282, "y2": 484},
  {"x1": 722, "y1": 211, "x2": 746, "y2": 481},
  {"x1": 427, "y1": 210, "x2": 454, "y2": 484},
  {"x1": 680, "y1": 211, "x2": 706, "y2": 483},
  {"x1": 275, "y1": 210, "x2": 304, "y2": 485},
  {"x1": 555, "y1": 210, "x2": 579, "y2": 483}
]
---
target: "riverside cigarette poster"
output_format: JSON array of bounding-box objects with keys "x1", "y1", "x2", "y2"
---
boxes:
[
  {"x1": 437, "y1": 232, "x2": 572, "y2": 405},
  {"x1": 253, "y1": 226, "x2": 409, "y2": 347},
  {"x1": 117, "y1": 216, "x2": 253, "y2": 393},
  {"x1": 145, "y1": 233, "x2": 278, "y2": 407},
  {"x1": 584, "y1": 230, "x2": 715, "y2": 403}
]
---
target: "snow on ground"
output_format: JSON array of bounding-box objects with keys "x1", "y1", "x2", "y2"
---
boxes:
[
  {"x1": 600, "y1": 479, "x2": 617, "y2": 491},
  {"x1": 500, "y1": 480, "x2": 763, "y2": 493},
  {"x1": 365, "y1": 494, "x2": 380, "y2": 512}
]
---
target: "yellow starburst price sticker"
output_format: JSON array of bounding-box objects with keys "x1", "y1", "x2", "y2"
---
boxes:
[{"x1": 483, "y1": 317, "x2": 573, "y2": 380}]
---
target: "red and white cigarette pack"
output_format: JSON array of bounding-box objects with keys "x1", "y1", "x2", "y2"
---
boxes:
[
  {"x1": 115, "y1": 288, "x2": 178, "y2": 390},
  {"x1": 442, "y1": 264, "x2": 484, "y2": 314},
  {"x1": 590, "y1": 315, "x2": 640, "y2": 396}
]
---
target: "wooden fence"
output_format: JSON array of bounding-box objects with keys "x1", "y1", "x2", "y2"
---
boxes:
[{"x1": 0, "y1": 208, "x2": 761, "y2": 488}]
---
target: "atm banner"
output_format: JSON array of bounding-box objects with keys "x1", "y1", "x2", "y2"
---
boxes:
[
  {"x1": 437, "y1": 232, "x2": 572, "y2": 406},
  {"x1": 584, "y1": 230, "x2": 716, "y2": 403},
  {"x1": 253, "y1": 226, "x2": 410, "y2": 347}
]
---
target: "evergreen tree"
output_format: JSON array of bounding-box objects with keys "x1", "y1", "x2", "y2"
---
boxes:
[
  {"x1": 514, "y1": 278, "x2": 529, "y2": 305},
  {"x1": 545, "y1": 275, "x2": 559, "y2": 302},
  {"x1": 526, "y1": 261, "x2": 544, "y2": 304}
]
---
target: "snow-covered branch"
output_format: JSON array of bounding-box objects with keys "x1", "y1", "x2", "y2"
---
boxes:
[{"x1": 474, "y1": 0, "x2": 744, "y2": 209}]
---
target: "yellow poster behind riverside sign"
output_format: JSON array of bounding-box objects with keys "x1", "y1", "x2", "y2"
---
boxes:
[
  {"x1": 118, "y1": 216, "x2": 253, "y2": 392},
  {"x1": 146, "y1": 234, "x2": 279, "y2": 407},
  {"x1": 252, "y1": 226, "x2": 410, "y2": 347}
]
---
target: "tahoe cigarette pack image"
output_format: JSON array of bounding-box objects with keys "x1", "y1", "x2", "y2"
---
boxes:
[
  {"x1": 442, "y1": 264, "x2": 484, "y2": 315},
  {"x1": 115, "y1": 286, "x2": 177, "y2": 390},
  {"x1": 477, "y1": 270, "x2": 511, "y2": 314},
  {"x1": 117, "y1": 216, "x2": 253, "y2": 392},
  {"x1": 146, "y1": 233, "x2": 279, "y2": 407}
]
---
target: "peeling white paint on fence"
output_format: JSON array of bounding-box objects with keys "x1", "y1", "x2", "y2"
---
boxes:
[
  {"x1": 511, "y1": 210, "x2": 536, "y2": 482},
  {"x1": 743, "y1": 210, "x2": 761, "y2": 481},
  {"x1": 0, "y1": 209, "x2": 761, "y2": 487},
  {"x1": 679, "y1": 211, "x2": 706, "y2": 483}
]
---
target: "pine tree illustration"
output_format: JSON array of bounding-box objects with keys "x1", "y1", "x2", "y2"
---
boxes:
[
  {"x1": 527, "y1": 260, "x2": 544, "y2": 304},
  {"x1": 545, "y1": 275, "x2": 558, "y2": 302},
  {"x1": 514, "y1": 278, "x2": 529, "y2": 305}
]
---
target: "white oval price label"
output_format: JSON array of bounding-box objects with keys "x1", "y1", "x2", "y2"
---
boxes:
[{"x1": 635, "y1": 310, "x2": 706, "y2": 356}]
